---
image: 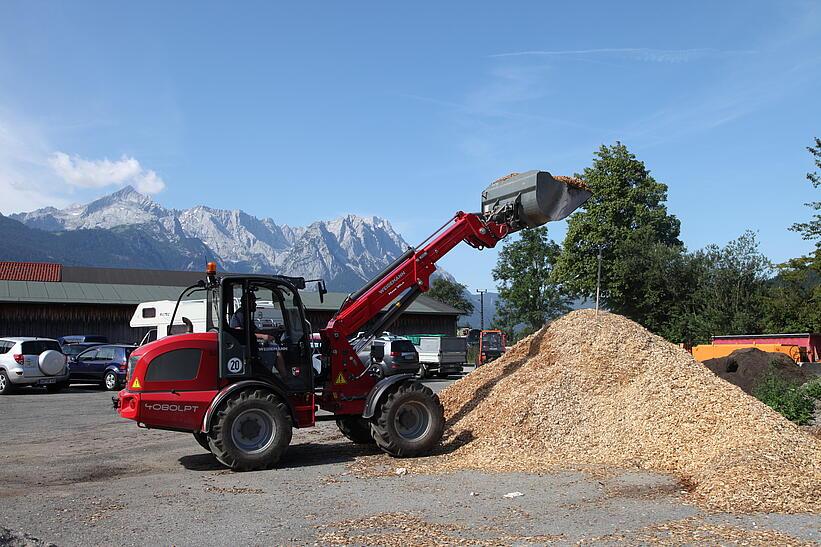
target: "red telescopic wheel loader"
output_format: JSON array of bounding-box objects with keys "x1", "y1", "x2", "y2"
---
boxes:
[{"x1": 114, "y1": 171, "x2": 590, "y2": 470}]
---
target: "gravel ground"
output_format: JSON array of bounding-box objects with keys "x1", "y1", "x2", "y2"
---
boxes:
[{"x1": 1, "y1": 375, "x2": 819, "y2": 546}]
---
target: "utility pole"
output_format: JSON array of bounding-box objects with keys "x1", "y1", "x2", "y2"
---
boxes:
[
  {"x1": 595, "y1": 246, "x2": 603, "y2": 316},
  {"x1": 476, "y1": 289, "x2": 487, "y2": 330}
]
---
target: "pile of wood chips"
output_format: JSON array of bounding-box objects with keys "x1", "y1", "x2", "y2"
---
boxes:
[
  {"x1": 553, "y1": 174, "x2": 589, "y2": 190},
  {"x1": 428, "y1": 310, "x2": 821, "y2": 513}
]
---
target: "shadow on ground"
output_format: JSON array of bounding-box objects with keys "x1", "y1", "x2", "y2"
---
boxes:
[{"x1": 179, "y1": 440, "x2": 383, "y2": 472}]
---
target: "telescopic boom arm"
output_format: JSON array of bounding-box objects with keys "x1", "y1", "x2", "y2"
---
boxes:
[{"x1": 325, "y1": 212, "x2": 508, "y2": 339}]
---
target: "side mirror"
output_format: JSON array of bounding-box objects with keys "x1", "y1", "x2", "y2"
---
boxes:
[{"x1": 305, "y1": 278, "x2": 328, "y2": 303}]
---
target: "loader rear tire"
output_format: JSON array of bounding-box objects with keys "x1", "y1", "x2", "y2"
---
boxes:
[
  {"x1": 207, "y1": 389, "x2": 292, "y2": 471},
  {"x1": 371, "y1": 381, "x2": 444, "y2": 458},
  {"x1": 336, "y1": 416, "x2": 375, "y2": 444}
]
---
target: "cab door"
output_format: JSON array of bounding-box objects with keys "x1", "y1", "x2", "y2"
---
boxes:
[
  {"x1": 275, "y1": 283, "x2": 313, "y2": 392},
  {"x1": 218, "y1": 279, "x2": 252, "y2": 380}
]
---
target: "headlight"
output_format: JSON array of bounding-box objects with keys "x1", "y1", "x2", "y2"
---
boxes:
[{"x1": 127, "y1": 355, "x2": 140, "y2": 383}]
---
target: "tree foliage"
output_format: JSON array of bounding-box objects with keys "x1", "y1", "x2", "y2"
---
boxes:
[
  {"x1": 762, "y1": 256, "x2": 821, "y2": 333},
  {"x1": 553, "y1": 142, "x2": 682, "y2": 328},
  {"x1": 663, "y1": 231, "x2": 772, "y2": 343},
  {"x1": 426, "y1": 277, "x2": 474, "y2": 315},
  {"x1": 767, "y1": 138, "x2": 821, "y2": 333},
  {"x1": 790, "y1": 137, "x2": 821, "y2": 249},
  {"x1": 491, "y1": 226, "x2": 570, "y2": 339}
]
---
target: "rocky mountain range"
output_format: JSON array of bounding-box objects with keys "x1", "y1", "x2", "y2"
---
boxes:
[{"x1": 6, "y1": 186, "x2": 448, "y2": 293}]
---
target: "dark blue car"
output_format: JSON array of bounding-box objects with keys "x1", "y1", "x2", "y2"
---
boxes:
[
  {"x1": 69, "y1": 344, "x2": 136, "y2": 391},
  {"x1": 62, "y1": 342, "x2": 104, "y2": 363}
]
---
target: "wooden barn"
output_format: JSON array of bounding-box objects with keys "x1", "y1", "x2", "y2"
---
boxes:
[{"x1": 0, "y1": 262, "x2": 462, "y2": 343}]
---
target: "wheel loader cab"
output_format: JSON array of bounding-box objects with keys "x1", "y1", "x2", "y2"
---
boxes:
[{"x1": 217, "y1": 276, "x2": 313, "y2": 392}]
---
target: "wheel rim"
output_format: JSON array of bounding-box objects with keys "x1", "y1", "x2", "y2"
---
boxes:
[
  {"x1": 231, "y1": 409, "x2": 276, "y2": 454},
  {"x1": 105, "y1": 373, "x2": 116, "y2": 389},
  {"x1": 394, "y1": 401, "x2": 431, "y2": 441},
  {"x1": 0, "y1": 374, "x2": 6, "y2": 391}
]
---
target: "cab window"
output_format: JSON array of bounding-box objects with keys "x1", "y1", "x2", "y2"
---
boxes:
[{"x1": 145, "y1": 349, "x2": 202, "y2": 381}]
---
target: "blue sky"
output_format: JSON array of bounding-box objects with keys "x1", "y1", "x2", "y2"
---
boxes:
[{"x1": 0, "y1": 1, "x2": 819, "y2": 291}]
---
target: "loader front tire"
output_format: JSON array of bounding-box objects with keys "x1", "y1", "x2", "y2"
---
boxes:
[
  {"x1": 371, "y1": 381, "x2": 444, "y2": 457},
  {"x1": 193, "y1": 431, "x2": 211, "y2": 452},
  {"x1": 208, "y1": 389, "x2": 292, "y2": 471}
]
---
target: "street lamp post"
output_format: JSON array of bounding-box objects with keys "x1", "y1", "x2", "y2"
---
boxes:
[{"x1": 476, "y1": 289, "x2": 487, "y2": 330}]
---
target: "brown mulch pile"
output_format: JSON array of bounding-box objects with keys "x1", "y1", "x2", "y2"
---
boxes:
[
  {"x1": 424, "y1": 310, "x2": 821, "y2": 513},
  {"x1": 704, "y1": 348, "x2": 819, "y2": 395}
]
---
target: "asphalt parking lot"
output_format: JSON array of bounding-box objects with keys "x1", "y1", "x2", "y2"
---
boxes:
[{"x1": 1, "y1": 375, "x2": 819, "y2": 546}]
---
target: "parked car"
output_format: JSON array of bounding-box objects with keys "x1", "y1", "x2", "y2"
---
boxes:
[
  {"x1": 62, "y1": 342, "x2": 104, "y2": 364},
  {"x1": 58, "y1": 335, "x2": 108, "y2": 346},
  {"x1": 0, "y1": 337, "x2": 70, "y2": 395},
  {"x1": 358, "y1": 336, "x2": 420, "y2": 377},
  {"x1": 69, "y1": 344, "x2": 137, "y2": 390}
]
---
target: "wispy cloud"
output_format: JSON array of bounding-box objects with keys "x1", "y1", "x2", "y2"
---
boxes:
[
  {"x1": 0, "y1": 111, "x2": 168, "y2": 214},
  {"x1": 49, "y1": 152, "x2": 166, "y2": 194},
  {"x1": 490, "y1": 47, "x2": 754, "y2": 63},
  {"x1": 400, "y1": 64, "x2": 604, "y2": 132}
]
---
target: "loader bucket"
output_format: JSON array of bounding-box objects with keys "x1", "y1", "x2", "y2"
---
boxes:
[{"x1": 481, "y1": 170, "x2": 591, "y2": 230}]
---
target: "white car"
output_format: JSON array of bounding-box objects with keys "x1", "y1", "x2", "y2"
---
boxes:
[{"x1": 0, "y1": 337, "x2": 69, "y2": 395}]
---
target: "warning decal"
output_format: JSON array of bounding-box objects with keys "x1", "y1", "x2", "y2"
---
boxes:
[
  {"x1": 131, "y1": 378, "x2": 142, "y2": 389},
  {"x1": 334, "y1": 372, "x2": 347, "y2": 385}
]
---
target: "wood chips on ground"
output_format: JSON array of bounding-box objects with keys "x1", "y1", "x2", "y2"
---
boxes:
[{"x1": 416, "y1": 310, "x2": 821, "y2": 514}]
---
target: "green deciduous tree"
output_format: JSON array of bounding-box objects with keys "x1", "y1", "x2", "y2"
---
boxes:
[
  {"x1": 765, "y1": 138, "x2": 821, "y2": 334},
  {"x1": 553, "y1": 142, "x2": 682, "y2": 329},
  {"x1": 762, "y1": 256, "x2": 821, "y2": 334},
  {"x1": 426, "y1": 277, "x2": 474, "y2": 315},
  {"x1": 790, "y1": 138, "x2": 821, "y2": 249},
  {"x1": 673, "y1": 231, "x2": 772, "y2": 343},
  {"x1": 491, "y1": 226, "x2": 570, "y2": 339}
]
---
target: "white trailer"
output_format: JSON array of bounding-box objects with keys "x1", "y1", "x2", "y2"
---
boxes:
[
  {"x1": 130, "y1": 298, "x2": 284, "y2": 346},
  {"x1": 414, "y1": 336, "x2": 467, "y2": 378}
]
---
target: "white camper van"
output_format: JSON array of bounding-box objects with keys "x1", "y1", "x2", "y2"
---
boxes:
[{"x1": 130, "y1": 298, "x2": 285, "y2": 346}]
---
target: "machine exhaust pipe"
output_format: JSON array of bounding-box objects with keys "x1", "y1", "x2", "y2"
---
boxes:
[{"x1": 481, "y1": 171, "x2": 591, "y2": 232}]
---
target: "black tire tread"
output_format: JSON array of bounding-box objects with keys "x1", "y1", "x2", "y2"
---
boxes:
[
  {"x1": 208, "y1": 388, "x2": 292, "y2": 471},
  {"x1": 336, "y1": 416, "x2": 375, "y2": 444},
  {"x1": 0, "y1": 370, "x2": 14, "y2": 395},
  {"x1": 193, "y1": 431, "x2": 211, "y2": 452},
  {"x1": 371, "y1": 381, "x2": 444, "y2": 458}
]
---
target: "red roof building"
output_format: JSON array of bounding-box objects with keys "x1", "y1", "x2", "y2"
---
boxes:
[{"x1": 0, "y1": 261, "x2": 62, "y2": 282}]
